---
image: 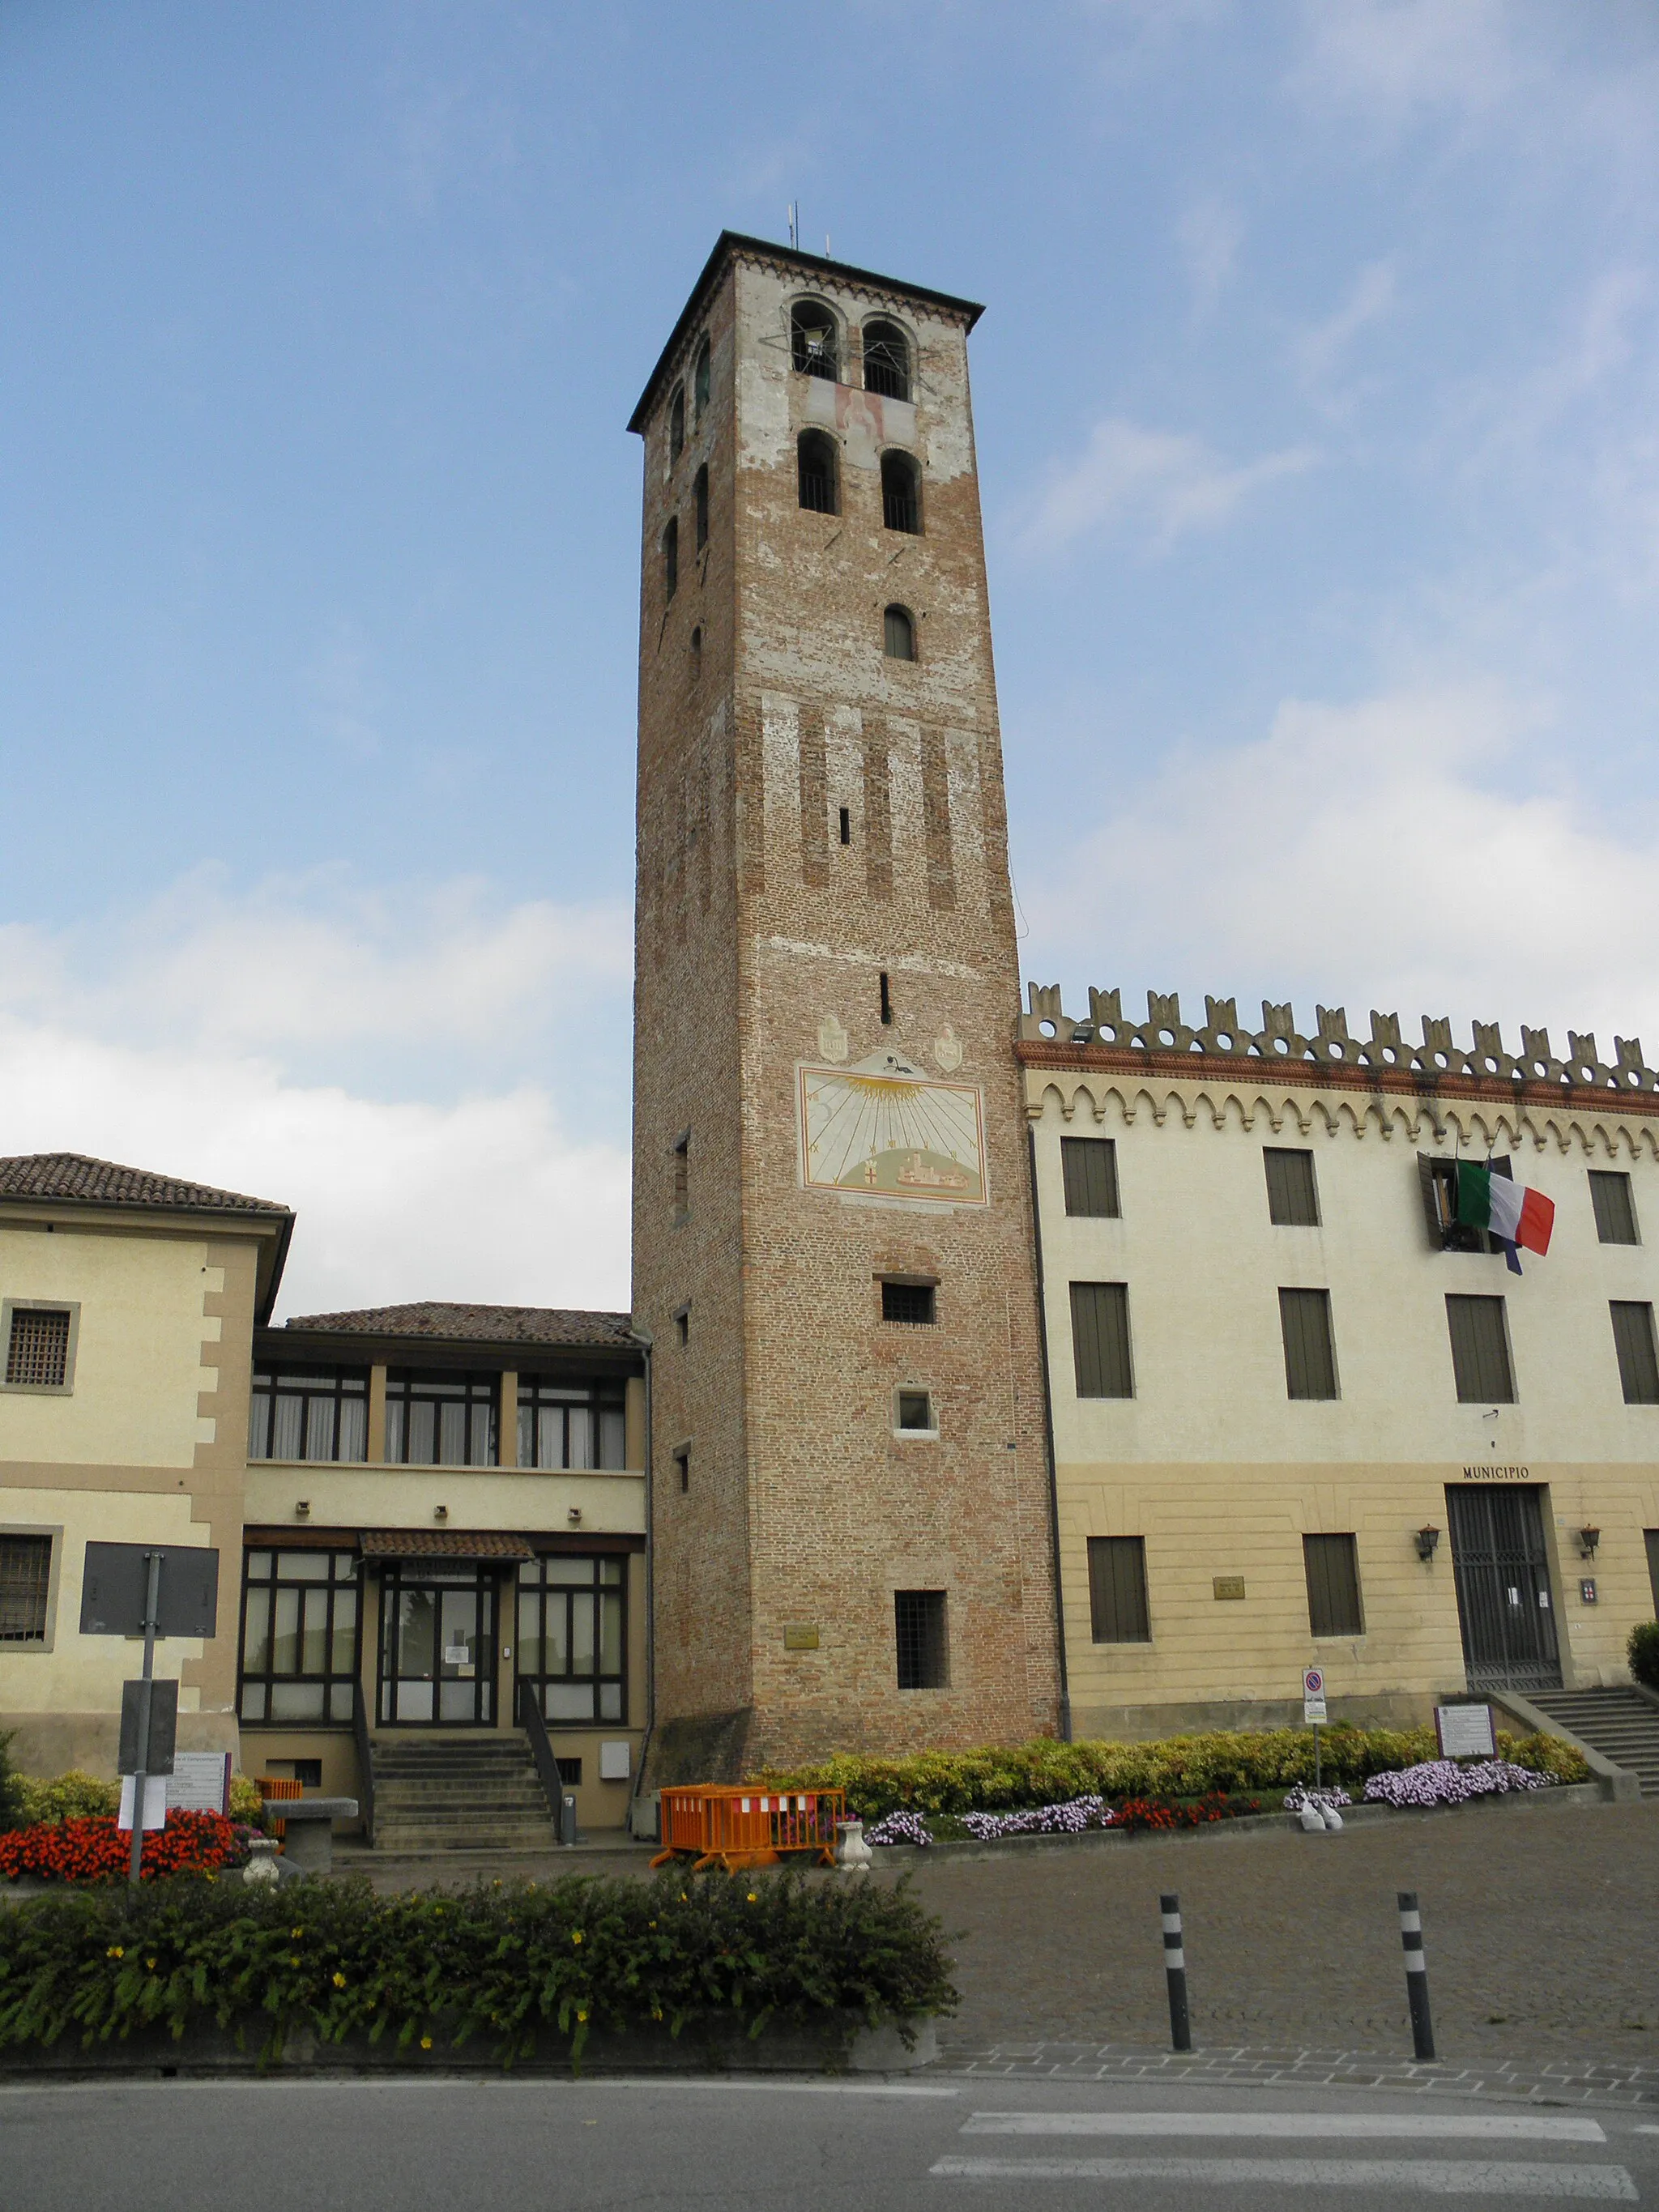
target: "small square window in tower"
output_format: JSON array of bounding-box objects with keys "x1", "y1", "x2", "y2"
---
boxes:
[
  {"x1": 893, "y1": 1589, "x2": 948, "y2": 1689},
  {"x1": 1265, "y1": 1149, "x2": 1320, "y2": 1225},
  {"x1": 895, "y1": 1388, "x2": 935, "y2": 1432},
  {"x1": 881, "y1": 1281, "x2": 936, "y2": 1325},
  {"x1": 1061, "y1": 1136, "x2": 1120, "y2": 1218}
]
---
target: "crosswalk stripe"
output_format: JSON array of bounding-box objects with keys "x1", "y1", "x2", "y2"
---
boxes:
[
  {"x1": 963, "y1": 2112, "x2": 1607, "y2": 2142},
  {"x1": 929, "y1": 2157, "x2": 1638, "y2": 2197}
]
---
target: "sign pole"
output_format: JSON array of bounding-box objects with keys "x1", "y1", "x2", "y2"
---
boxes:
[{"x1": 128, "y1": 1550, "x2": 162, "y2": 1887}]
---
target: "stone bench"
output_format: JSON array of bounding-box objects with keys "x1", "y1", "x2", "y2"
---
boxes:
[{"x1": 268, "y1": 1798, "x2": 359, "y2": 1874}]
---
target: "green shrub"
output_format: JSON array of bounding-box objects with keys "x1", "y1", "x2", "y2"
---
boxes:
[
  {"x1": 228, "y1": 1775, "x2": 267, "y2": 1824},
  {"x1": 12, "y1": 1772, "x2": 121, "y2": 1826},
  {"x1": 751, "y1": 1724, "x2": 1588, "y2": 1818},
  {"x1": 1629, "y1": 1621, "x2": 1659, "y2": 1691},
  {"x1": 0, "y1": 1734, "x2": 23, "y2": 1836},
  {"x1": 0, "y1": 1869, "x2": 954, "y2": 2066}
]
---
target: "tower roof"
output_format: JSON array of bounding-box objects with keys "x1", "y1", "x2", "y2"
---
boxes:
[{"x1": 627, "y1": 230, "x2": 986, "y2": 433}]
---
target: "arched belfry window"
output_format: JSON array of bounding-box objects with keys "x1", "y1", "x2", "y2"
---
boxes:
[
  {"x1": 797, "y1": 429, "x2": 838, "y2": 516},
  {"x1": 881, "y1": 450, "x2": 922, "y2": 535},
  {"x1": 884, "y1": 604, "x2": 916, "y2": 661},
  {"x1": 663, "y1": 514, "x2": 679, "y2": 599},
  {"x1": 669, "y1": 386, "x2": 685, "y2": 465},
  {"x1": 863, "y1": 319, "x2": 910, "y2": 402},
  {"x1": 694, "y1": 463, "x2": 709, "y2": 551},
  {"x1": 693, "y1": 337, "x2": 710, "y2": 420},
  {"x1": 791, "y1": 300, "x2": 838, "y2": 381}
]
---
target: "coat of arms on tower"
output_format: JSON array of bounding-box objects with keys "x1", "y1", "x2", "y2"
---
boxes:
[{"x1": 797, "y1": 1051, "x2": 988, "y2": 1206}]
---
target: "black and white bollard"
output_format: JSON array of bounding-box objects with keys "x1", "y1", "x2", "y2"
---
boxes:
[
  {"x1": 1397, "y1": 1890, "x2": 1437, "y2": 2062},
  {"x1": 1160, "y1": 1892, "x2": 1192, "y2": 2052}
]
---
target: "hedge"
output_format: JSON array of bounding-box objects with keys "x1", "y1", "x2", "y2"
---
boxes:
[
  {"x1": 6, "y1": 1770, "x2": 267, "y2": 1831},
  {"x1": 0, "y1": 1869, "x2": 955, "y2": 2067},
  {"x1": 1630, "y1": 1622, "x2": 1659, "y2": 1692},
  {"x1": 750, "y1": 1725, "x2": 1589, "y2": 1819}
]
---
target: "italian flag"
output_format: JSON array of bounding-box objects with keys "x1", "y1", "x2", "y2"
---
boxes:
[{"x1": 1456, "y1": 1160, "x2": 1554, "y2": 1269}]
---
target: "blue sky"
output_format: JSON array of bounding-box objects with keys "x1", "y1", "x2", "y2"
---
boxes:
[{"x1": 3, "y1": 2, "x2": 1657, "y2": 1315}]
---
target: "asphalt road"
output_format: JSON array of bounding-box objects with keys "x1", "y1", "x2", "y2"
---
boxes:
[{"x1": 6, "y1": 2073, "x2": 1657, "y2": 2210}]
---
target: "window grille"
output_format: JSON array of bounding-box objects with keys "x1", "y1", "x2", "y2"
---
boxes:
[
  {"x1": 694, "y1": 463, "x2": 709, "y2": 551},
  {"x1": 237, "y1": 1548, "x2": 359, "y2": 1724},
  {"x1": 1279, "y1": 1287, "x2": 1338, "y2": 1400},
  {"x1": 882, "y1": 603, "x2": 915, "y2": 660},
  {"x1": 791, "y1": 302, "x2": 838, "y2": 380},
  {"x1": 893, "y1": 1588, "x2": 947, "y2": 1689},
  {"x1": 1591, "y1": 1170, "x2": 1640, "y2": 1246},
  {"x1": 1611, "y1": 1302, "x2": 1659, "y2": 1405},
  {"x1": 862, "y1": 318, "x2": 911, "y2": 402},
  {"x1": 881, "y1": 1281, "x2": 936, "y2": 1325},
  {"x1": 6, "y1": 1308, "x2": 70, "y2": 1388},
  {"x1": 1070, "y1": 1281, "x2": 1133, "y2": 1398},
  {"x1": 1303, "y1": 1532, "x2": 1363, "y2": 1638},
  {"x1": 517, "y1": 1554, "x2": 626, "y2": 1723},
  {"x1": 0, "y1": 1534, "x2": 52, "y2": 1643},
  {"x1": 1061, "y1": 1136, "x2": 1120, "y2": 1218},
  {"x1": 797, "y1": 429, "x2": 838, "y2": 515},
  {"x1": 384, "y1": 1370, "x2": 498, "y2": 1467},
  {"x1": 1087, "y1": 1536, "x2": 1149, "y2": 1643},
  {"x1": 881, "y1": 451, "x2": 921, "y2": 534},
  {"x1": 1446, "y1": 1294, "x2": 1515, "y2": 1403},
  {"x1": 516, "y1": 1378, "x2": 627, "y2": 1469},
  {"x1": 248, "y1": 1366, "x2": 369, "y2": 1462},
  {"x1": 1265, "y1": 1148, "x2": 1320, "y2": 1226}
]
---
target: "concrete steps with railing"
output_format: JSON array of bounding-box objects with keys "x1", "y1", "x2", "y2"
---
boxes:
[
  {"x1": 369, "y1": 1735, "x2": 558, "y2": 1851},
  {"x1": 1525, "y1": 1687, "x2": 1659, "y2": 1799}
]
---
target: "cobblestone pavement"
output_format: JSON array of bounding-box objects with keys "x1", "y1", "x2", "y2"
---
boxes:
[{"x1": 896, "y1": 1797, "x2": 1659, "y2": 2069}]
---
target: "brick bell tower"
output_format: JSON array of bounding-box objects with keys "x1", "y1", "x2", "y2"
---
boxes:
[{"x1": 629, "y1": 233, "x2": 1060, "y2": 1775}]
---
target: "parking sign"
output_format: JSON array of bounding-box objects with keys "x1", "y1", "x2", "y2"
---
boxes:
[{"x1": 1303, "y1": 1666, "x2": 1327, "y2": 1724}]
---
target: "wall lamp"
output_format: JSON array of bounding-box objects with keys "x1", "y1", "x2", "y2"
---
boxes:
[
  {"x1": 433, "y1": 1503, "x2": 449, "y2": 1522},
  {"x1": 1578, "y1": 1526, "x2": 1600, "y2": 1559},
  {"x1": 1069, "y1": 1023, "x2": 1096, "y2": 1046},
  {"x1": 294, "y1": 1500, "x2": 311, "y2": 1520},
  {"x1": 1414, "y1": 1524, "x2": 1441, "y2": 1562}
]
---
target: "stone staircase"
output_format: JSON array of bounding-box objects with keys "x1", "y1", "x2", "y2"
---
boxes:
[
  {"x1": 369, "y1": 1735, "x2": 559, "y2": 1852},
  {"x1": 1527, "y1": 1687, "x2": 1659, "y2": 1798}
]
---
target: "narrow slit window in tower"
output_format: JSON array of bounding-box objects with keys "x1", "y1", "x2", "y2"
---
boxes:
[
  {"x1": 879, "y1": 970, "x2": 892, "y2": 1025},
  {"x1": 693, "y1": 336, "x2": 710, "y2": 420},
  {"x1": 884, "y1": 604, "x2": 915, "y2": 660},
  {"x1": 881, "y1": 451, "x2": 921, "y2": 534},
  {"x1": 663, "y1": 515, "x2": 679, "y2": 599},
  {"x1": 797, "y1": 429, "x2": 838, "y2": 515},
  {"x1": 668, "y1": 386, "x2": 685, "y2": 464},
  {"x1": 838, "y1": 805, "x2": 851, "y2": 846},
  {"x1": 694, "y1": 464, "x2": 709, "y2": 551}
]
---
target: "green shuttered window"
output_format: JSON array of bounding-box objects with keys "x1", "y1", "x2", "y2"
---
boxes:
[
  {"x1": 1303, "y1": 1532, "x2": 1363, "y2": 1638},
  {"x1": 1611, "y1": 1302, "x2": 1659, "y2": 1405},
  {"x1": 1446, "y1": 1294, "x2": 1515, "y2": 1402},
  {"x1": 1265, "y1": 1149, "x2": 1320, "y2": 1226},
  {"x1": 1087, "y1": 1536, "x2": 1150, "y2": 1643},
  {"x1": 1279, "y1": 1287, "x2": 1338, "y2": 1400},
  {"x1": 1070, "y1": 1281, "x2": 1133, "y2": 1398},
  {"x1": 1061, "y1": 1136, "x2": 1120, "y2": 1218},
  {"x1": 1590, "y1": 1170, "x2": 1640, "y2": 1246}
]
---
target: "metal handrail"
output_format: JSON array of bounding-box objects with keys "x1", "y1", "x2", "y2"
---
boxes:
[
  {"x1": 352, "y1": 1673, "x2": 375, "y2": 1846},
  {"x1": 517, "y1": 1680, "x2": 568, "y2": 1844}
]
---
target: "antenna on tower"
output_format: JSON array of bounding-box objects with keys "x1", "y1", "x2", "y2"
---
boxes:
[{"x1": 787, "y1": 202, "x2": 798, "y2": 249}]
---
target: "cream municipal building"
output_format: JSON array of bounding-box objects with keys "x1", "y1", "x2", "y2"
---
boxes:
[{"x1": 4, "y1": 234, "x2": 1657, "y2": 1843}]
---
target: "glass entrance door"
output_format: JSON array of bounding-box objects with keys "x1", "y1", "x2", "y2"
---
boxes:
[
  {"x1": 377, "y1": 1564, "x2": 497, "y2": 1724},
  {"x1": 1446, "y1": 1485, "x2": 1562, "y2": 1693}
]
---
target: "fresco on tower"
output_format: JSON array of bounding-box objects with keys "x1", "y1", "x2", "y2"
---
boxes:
[{"x1": 797, "y1": 1052, "x2": 988, "y2": 1205}]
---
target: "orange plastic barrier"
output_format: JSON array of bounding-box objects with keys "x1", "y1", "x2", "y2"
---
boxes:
[
  {"x1": 258, "y1": 1775, "x2": 302, "y2": 1843},
  {"x1": 650, "y1": 1785, "x2": 847, "y2": 1873}
]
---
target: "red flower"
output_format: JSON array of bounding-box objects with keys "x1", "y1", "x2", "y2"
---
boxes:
[{"x1": 0, "y1": 1810, "x2": 241, "y2": 1885}]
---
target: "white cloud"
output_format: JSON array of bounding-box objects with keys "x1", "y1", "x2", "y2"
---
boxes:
[
  {"x1": 1024, "y1": 681, "x2": 1659, "y2": 1059},
  {"x1": 1294, "y1": 258, "x2": 1399, "y2": 390},
  {"x1": 1289, "y1": 0, "x2": 1518, "y2": 122},
  {"x1": 1177, "y1": 198, "x2": 1244, "y2": 314},
  {"x1": 0, "y1": 869, "x2": 635, "y2": 1318},
  {"x1": 1018, "y1": 418, "x2": 1317, "y2": 556}
]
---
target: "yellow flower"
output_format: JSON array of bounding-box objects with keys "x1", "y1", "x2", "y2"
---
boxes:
[
  {"x1": 332, "y1": 1971, "x2": 348, "y2": 1988},
  {"x1": 290, "y1": 1928, "x2": 303, "y2": 1939},
  {"x1": 576, "y1": 2010, "x2": 588, "y2": 2024},
  {"x1": 147, "y1": 1958, "x2": 157, "y2": 1971},
  {"x1": 420, "y1": 2035, "x2": 433, "y2": 2051},
  {"x1": 107, "y1": 1946, "x2": 124, "y2": 1959},
  {"x1": 288, "y1": 1955, "x2": 301, "y2": 1967},
  {"x1": 651, "y1": 2008, "x2": 663, "y2": 2022},
  {"x1": 571, "y1": 1930, "x2": 583, "y2": 1946},
  {"x1": 648, "y1": 1920, "x2": 657, "y2": 1929},
  {"x1": 747, "y1": 1893, "x2": 757, "y2": 1903}
]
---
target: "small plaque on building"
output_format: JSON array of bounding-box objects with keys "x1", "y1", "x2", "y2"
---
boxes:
[
  {"x1": 783, "y1": 1625, "x2": 820, "y2": 1651},
  {"x1": 1435, "y1": 1703, "x2": 1497, "y2": 1760},
  {"x1": 1212, "y1": 1575, "x2": 1246, "y2": 1601},
  {"x1": 1580, "y1": 1578, "x2": 1597, "y2": 1605}
]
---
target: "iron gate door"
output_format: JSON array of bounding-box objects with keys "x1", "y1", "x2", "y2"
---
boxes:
[{"x1": 1445, "y1": 1485, "x2": 1562, "y2": 1693}]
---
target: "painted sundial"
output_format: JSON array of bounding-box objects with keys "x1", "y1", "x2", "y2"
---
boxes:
[{"x1": 798, "y1": 1050, "x2": 987, "y2": 1206}]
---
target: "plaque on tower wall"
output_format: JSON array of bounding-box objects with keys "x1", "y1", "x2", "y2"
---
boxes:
[{"x1": 798, "y1": 1051, "x2": 988, "y2": 1206}]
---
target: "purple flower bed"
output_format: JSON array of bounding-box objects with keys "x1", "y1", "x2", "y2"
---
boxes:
[
  {"x1": 863, "y1": 1810, "x2": 932, "y2": 1848},
  {"x1": 1362, "y1": 1758, "x2": 1550, "y2": 1809},
  {"x1": 958, "y1": 1795, "x2": 1115, "y2": 1839},
  {"x1": 1282, "y1": 1785, "x2": 1353, "y2": 1813}
]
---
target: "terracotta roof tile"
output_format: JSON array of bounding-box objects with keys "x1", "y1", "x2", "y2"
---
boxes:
[
  {"x1": 360, "y1": 1529, "x2": 535, "y2": 1560},
  {"x1": 0, "y1": 1152, "x2": 291, "y2": 1217},
  {"x1": 282, "y1": 1301, "x2": 637, "y2": 1349}
]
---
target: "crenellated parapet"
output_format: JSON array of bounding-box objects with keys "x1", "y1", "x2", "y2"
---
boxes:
[{"x1": 1019, "y1": 984, "x2": 1657, "y2": 1095}]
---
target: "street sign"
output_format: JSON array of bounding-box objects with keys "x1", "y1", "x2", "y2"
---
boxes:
[
  {"x1": 80, "y1": 1543, "x2": 220, "y2": 1639},
  {"x1": 1303, "y1": 1666, "x2": 1328, "y2": 1724},
  {"x1": 118, "y1": 1678, "x2": 178, "y2": 1775},
  {"x1": 117, "y1": 1775, "x2": 168, "y2": 1833},
  {"x1": 166, "y1": 1751, "x2": 232, "y2": 1813}
]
